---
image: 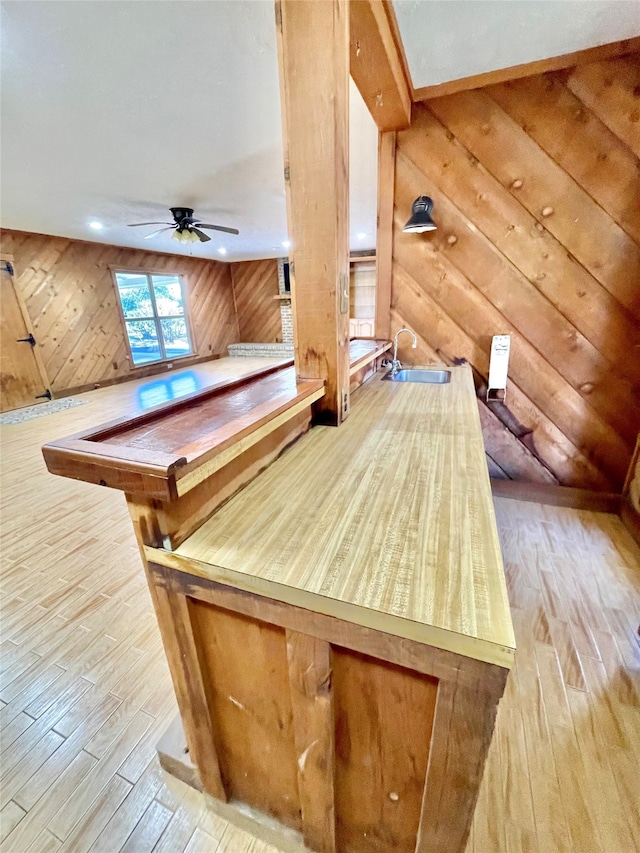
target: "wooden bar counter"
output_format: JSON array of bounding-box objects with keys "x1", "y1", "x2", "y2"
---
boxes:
[{"x1": 43, "y1": 350, "x2": 514, "y2": 853}]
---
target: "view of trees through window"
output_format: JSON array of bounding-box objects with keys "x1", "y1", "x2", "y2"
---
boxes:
[{"x1": 114, "y1": 272, "x2": 193, "y2": 366}]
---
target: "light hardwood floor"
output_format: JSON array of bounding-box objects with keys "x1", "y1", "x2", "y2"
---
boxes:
[{"x1": 1, "y1": 359, "x2": 639, "y2": 853}]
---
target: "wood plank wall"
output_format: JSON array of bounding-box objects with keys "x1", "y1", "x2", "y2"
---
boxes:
[
  {"x1": 230, "y1": 259, "x2": 282, "y2": 343},
  {"x1": 0, "y1": 230, "x2": 239, "y2": 395},
  {"x1": 391, "y1": 54, "x2": 640, "y2": 492}
]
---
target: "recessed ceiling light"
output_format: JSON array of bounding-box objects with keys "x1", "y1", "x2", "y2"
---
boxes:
[
  {"x1": 89, "y1": 221, "x2": 103, "y2": 230},
  {"x1": 357, "y1": 232, "x2": 367, "y2": 239},
  {"x1": 218, "y1": 247, "x2": 227, "y2": 255},
  {"x1": 281, "y1": 240, "x2": 291, "y2": 249}
]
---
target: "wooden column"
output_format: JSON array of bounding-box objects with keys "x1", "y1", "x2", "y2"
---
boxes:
[{"x1": 276, "y1": 0, "x2": 351, "y2": 425}]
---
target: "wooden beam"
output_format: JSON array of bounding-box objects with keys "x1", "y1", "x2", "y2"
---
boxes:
[
  {"x1": 413, "y1": 36, "x2": 640, "y2": 102},
  {"x1": 375, "y1": 131, "x2": 395, "y2": 339},
  {"x1": 349, "y1": 0, "x2": 412, "y2": 131},
  {"x1": 276, "y1": 0, "x2": 351, "y2": 425}
]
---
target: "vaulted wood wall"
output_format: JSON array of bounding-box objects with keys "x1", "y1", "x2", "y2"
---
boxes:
[
  {"x1": 0, "y1": 230, "x2": 239, "y2": 395},
  {"x1": 391, "y1": 54, "x2": 640, "y2": 492},
  {"x1": 230, "y1": 259, "x2": 282, "y2": 343}
]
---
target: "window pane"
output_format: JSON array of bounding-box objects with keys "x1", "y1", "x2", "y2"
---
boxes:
[
  {"x1": 125, "y1": 319, "x2": 161, "y2": 365},
  {"x1": 160, "y1": 318, "x2": 191, "y2": 358},
  {"x1": 115, "y1": 274, "x2": 153, "y2": 318},
  {"x1": 116, "y1": 272, "x2": 148, "y2": 287},
  {"x1": 152, "y1": 276, "x2": 184, "y2": 317}
]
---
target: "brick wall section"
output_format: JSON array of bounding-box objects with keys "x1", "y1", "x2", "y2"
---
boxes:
[{"x1": 277, "y1": 258, "x2": 294, "y2": 344}]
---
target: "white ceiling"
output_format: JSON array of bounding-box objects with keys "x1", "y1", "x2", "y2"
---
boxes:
[
  {"x1": 0, "y1": 0, "x2": 378, "y2": 262},
  {"x1": 395, "y1": 0, "x2": 640, "y2": 90},
  {"x1": 1, "y1": 1, "x2": 637, "y2": 263}
]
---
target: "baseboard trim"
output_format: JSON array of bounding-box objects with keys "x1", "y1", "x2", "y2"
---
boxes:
[{"x1": 490, "y1": 480, "x2": 621, "y2": 514}]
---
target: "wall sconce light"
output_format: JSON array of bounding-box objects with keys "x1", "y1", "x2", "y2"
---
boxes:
[{"x1": 403, "y1": 196, "x2": 437, "y2": 233}]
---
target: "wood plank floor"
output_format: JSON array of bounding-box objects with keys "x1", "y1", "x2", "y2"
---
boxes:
[{"x1": 1, "y1": 358, "x2": 639, "y2": 853}]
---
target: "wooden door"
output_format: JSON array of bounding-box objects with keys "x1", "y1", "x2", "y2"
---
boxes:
[{"x1": 0, "y1": 260, "x2": 50, "y2": 412}]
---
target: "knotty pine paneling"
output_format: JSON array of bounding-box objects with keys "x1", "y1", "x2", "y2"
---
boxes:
[
  {"x1": 0, "y1": 230, "x2": 239, "y2": 395},
  {"x1": 230, "y1": 259, "x2": 282, "y2": 343},
  {"x1": 392, "y1": 53, "x2": 640, "y2": 492}
]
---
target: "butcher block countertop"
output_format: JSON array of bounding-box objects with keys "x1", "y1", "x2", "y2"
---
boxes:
[{"x1": 148, "y1": 365, "x2": 516, "y2": 669}]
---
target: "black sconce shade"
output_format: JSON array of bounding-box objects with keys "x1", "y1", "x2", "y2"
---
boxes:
[{"x1": 403, "y1": 196, "x2": 437, "y2": 233}]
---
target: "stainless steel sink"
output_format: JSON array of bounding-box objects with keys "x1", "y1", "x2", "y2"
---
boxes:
[{"x1": 383, "y1": 368, "x2": 451, "y2": 384}]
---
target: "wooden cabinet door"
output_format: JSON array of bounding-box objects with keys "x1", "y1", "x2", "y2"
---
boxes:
[{"x1": 0, "y1": 261, "x2": 50, "y2": 412}]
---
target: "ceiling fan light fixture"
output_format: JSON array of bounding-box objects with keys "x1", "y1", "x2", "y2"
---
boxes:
[
  {"x1": 171, "y1": 228, "x2": 198, "y2": 244},
  {"x1": 128, "y1": 207, "x2": 239, "y2": 242},
  {"x1": 403, "y1": 196, "x2": 437, "y2": 233}
]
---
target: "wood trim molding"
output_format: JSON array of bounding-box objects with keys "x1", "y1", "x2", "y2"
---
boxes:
[
  {"x1": 375, "y1": 131, "x2": 396, "y2": 339},
  {"x1": 490, "y1": 479, "x2": 621, "y2": 514},
  {"x1": 413, "y1": 36, "x2": 640, "y2": 102},
  {"x1": 349, "y1": 0, "x2": 412, "y2": 130},
  {"x1": 148, "y1": 562, "x2": 512, "y2": 684}
]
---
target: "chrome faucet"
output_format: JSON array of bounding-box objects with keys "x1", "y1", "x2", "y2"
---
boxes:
[{"x1": 391, "y1": 328, "x2": 417, "y2": 373}]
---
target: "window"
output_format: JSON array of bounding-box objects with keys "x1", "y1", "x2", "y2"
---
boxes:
[{"x1": 113, "y1": 271, "x2": 194, "y2": 367}]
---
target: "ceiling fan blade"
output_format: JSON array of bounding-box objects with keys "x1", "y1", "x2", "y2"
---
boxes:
[
  {"x1": 191, "y1": 227, "x2": 211, "y2": 243},
  {"x1": 143, "y1": 227, "x2": 174, "y2": 239},
  {"x1": 194, "y1": 223, "x2": 240, "y2": 235},
  {"x1": 128, "y1": 221, "x2": 172, "y2": 227}
]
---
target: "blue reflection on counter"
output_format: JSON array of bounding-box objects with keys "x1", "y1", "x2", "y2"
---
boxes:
[{"x1": 137, "y1": 371, "x2": 201, "y2": 409}]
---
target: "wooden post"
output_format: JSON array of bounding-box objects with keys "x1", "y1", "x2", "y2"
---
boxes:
[{"x1": 276, "y1": 0, "x2": 351, "y2": 426}]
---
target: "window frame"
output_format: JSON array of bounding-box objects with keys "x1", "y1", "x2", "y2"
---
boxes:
[{"x1": 110, "y1": 267, "x2": 197, "y2": 369}]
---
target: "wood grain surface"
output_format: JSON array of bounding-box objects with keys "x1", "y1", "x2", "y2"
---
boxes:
[
  {"x1": 333, "y1": 649, "x2": 437, "y2": 853},
  {"x1": 188, "y1": 601, "x2": 302, "y2": 830},
  {"x1": 230, "y1": 259, "x2": 282, "y2": 343},
  {"x1": 152, "y1": 366, "x2": 515, "y2": 667},
  {"x1": 349, "y1": 0, "x2": 411, "y2": 131},
  {"x1": 0, "y1": 230, "x2": 240, "y2": 395},
  {"x1": 1, "y1": 356, "x2": 638, "y2": 853},
  {"x1": 276, "y1": 0, "x2": 351, "y2": 425},
  {"x1": 390, "y1": 52, "x2": 640, "y2": 492},
  {"x1": 42, "y1": 341, "x2": 385, "y2": 503},
  {"x1": 347, "y1": 339, "x2": 391, "y2": 375}
]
